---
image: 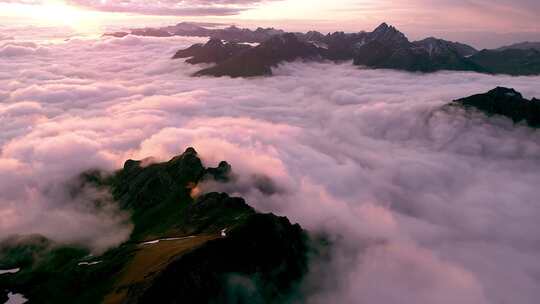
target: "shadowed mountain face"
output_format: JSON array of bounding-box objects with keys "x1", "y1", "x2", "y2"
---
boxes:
[
  {"x1": 497, "y1": 41, "x2": 540, "y2": 51},
  {"x1": 453, "y1": 87, "x2": 540, "y2": 127},
  {"x1": 0, "y1": 148, "x2": 309, "y2": 304},
  {"x1": 468, "y1": 48, "x2": 540, "y2": 76},
  {"x1": 313, "y1": 31, "x2": 368, "y2": 61},
  {"x1": 413, "y1": 37, "x2": 478, "y2": 57}
]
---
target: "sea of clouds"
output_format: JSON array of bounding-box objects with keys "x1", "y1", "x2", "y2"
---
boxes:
[{"x1": 1, "y1": 28, "x2": 540, "y2": 303}]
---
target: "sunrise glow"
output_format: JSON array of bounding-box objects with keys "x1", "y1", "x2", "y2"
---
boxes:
[{"x1": 1, "y1": 0, "x2": 106, "y2": 34}]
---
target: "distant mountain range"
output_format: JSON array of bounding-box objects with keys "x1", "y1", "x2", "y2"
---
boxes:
[
  {"x1": 104, "y1": 22, "x2": 286, "y2": 43},
  {"x1": 162, "y1": 22, "x2": 540, "y2": 77},
  {"x1": 497, "y1": 41, "x2": 540, "y2": 51}
]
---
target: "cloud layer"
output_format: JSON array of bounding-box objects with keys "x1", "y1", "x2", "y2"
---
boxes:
[{"x1": 1, "y1": 28, "x2": 540, "y2": 302}]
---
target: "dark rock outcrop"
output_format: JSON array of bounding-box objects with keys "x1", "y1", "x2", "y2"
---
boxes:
[
  {"x1": 205, "y1": 161, "x2": 233, "y2": 182},
  {"x1": 172, "y1": 38, "x2": 252, "y2": 64},
  {"x1": 453, "y1": 87, "x2": 540, "y2": 127},
  {"x1": 194, "y1": 33, "x2": 324, "y2": 77}
]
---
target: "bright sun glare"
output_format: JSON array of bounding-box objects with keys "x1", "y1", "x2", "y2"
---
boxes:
[{"x1": 3, "y1": 0, "x2": 105, "y2": 34}]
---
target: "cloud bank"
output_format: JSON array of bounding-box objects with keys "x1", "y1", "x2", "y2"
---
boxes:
[{"x1": 1, "y1": 29, "x2": 540, "y2": 302}]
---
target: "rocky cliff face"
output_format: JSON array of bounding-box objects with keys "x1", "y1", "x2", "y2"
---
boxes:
[{"x1": 0, "y1": 148, "x2": 310, "y2": 304}]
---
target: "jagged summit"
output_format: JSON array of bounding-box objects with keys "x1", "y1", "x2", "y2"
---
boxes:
[
  {"x1": 373, "y1": 22, "x2": 389, "y2": 32},
  {"x1": 487, "y1": 87, "x2": 523, "y2": 99},
  {"x1": 369, "y1": 22, "x2": 409, "y2": 45}
]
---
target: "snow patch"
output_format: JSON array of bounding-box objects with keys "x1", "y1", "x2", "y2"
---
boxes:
[
  {"x1": 239, "y1": 42, "x2": 259, "y2": 47},
  {"x1": 140, "y1": 236, "x2": 195, "y2": 246},
  {"x1": 0, "y1": 268, "x2": 20, "y2": 275},
  {"x1": 309, "y1": 41, "x2": 328, "y2": 50},
  {"x1": 77, "y1": 261, "x2": 102, "y2": 266}
]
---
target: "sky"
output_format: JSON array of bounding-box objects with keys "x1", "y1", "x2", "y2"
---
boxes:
[{"x1": 1, "y1": 0, "x2": 540, "y2": 48}]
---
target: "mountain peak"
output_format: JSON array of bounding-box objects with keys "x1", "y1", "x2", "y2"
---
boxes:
[
  {"x1": 488, "y1": 87, "x2": 523, "y2": 99},
  {"x1": 374, "y1": 22, "x2": 390, "y2": 32},
  {"x1": 184, "y1": 147, "x2": 198, "y2": 156},
  {"x1": 454, "y1": 87, "x2": 539, "y2": 127},
  {"x1": 369, "y1": 22, "x2": 408, "y2": 45}
]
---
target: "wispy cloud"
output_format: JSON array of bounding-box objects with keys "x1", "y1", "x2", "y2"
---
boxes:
[
  {"x1": 0, "y1": 0, "x2": 278, "y2": 16},
  {"x1": 66, "y1": 0, "x2": 276, "y2": 16}
]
